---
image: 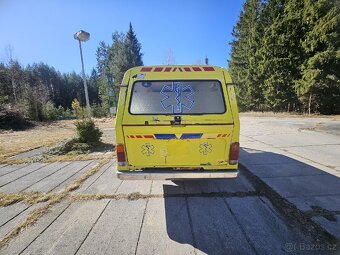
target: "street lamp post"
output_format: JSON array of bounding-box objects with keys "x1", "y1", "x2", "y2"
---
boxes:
[{"x1": 74, "y1": 30, "x2": 91, "y2": 117}]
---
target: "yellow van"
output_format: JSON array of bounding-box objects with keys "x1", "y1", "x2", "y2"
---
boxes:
[{"x1": 115, "y1": 65, "x2": 240, "y2": 180}]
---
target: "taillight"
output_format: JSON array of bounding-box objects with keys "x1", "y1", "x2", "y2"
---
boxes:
[
  {"x1": 229, "y1": 142, "x2": 240, "y2": 165},
  {"x1": 116, "y1": 144, "x2": 126, "y2": 166}
]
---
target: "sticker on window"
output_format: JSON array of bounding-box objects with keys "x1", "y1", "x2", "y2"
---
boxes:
[{"x1": 129, "y1": 80, "x2": 226, "y2": 115}]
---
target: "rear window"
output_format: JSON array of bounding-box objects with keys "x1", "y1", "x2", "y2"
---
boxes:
[{"x1": 129, "y1": 80, "x2": 226, "y2": 114}]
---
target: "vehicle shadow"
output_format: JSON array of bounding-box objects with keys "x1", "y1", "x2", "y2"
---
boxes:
[{"x1": 162, "y1": 148, "x2": 339, "y2": 255}]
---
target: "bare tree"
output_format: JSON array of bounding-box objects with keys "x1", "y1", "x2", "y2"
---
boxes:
[{"x1": 163, "y1": 48, "x2": 176, "y2": 65}]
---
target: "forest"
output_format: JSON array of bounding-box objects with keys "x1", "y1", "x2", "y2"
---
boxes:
[{"x1": 229, "y1": 0, "x2": 340, "y2": 114}]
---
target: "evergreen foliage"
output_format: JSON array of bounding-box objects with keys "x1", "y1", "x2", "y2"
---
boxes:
[{"x1": 229, "y1": 0, "x2": 340, "y2": 114}]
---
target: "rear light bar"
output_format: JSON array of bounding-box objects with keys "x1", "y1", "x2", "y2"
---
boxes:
[
  {"x1": 229, "y1": 142, "x2": 240, "y2": 165},
  {"x1": 116, "y1": 144, "x2": 126, "y2": 166}
]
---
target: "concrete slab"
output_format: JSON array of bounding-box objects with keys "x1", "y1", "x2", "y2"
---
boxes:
[
  {"x1": 213, "y1": 173, "x2": 255, "y2": 192},
  {"x1": 249, "y1": 131, "x2": 339, "y2": 148},
  {"x1": 0, "y1": 161, "x2": 71, "y2": 193},
  {"x1": 83, "y1": 163, "x2": 121, "y2": 195},
  {"x1": 20, "y1": 200, "x2": 109, "y2": 255},
  {"x1": 116, "y1": 180, "x2": 152, "y2": 195},
  {"x1": 0, "y1": 202, "x2": 29, "y2": 227},
  {"x1": 186, "y1": 197, "x2": 254, "y2": 255},
  {"x1": 0, "y1": 203, "x2": 43, "y2": 241},
  {"x1": 312, "y1": 215, "x2": 340, "y2": 239},
  {"x1": 151, "y1": 180, "x2": 185, "y2": 195},
  {"x1": 136, "y1": 198, "x2": 195, "y2": 255},
  {"x1": 10, "y1": 147, "x2": 47, "y2": 160},
  {"x1": 76, "y1": 199, "x2": 147, "y2": 255},
  {"x1": 241, "y1": 163, "x2": 326, "y2": 178},
  {"x1": 283, "y1": 144, "x2": 340, "y2": 167},
  {"x1": 0, "y1": 163, "x2": 46, "y2": 187},
  {"x1": 23, "y1": 161, "x2": 95, "y2": 193},
  {"x1": 0, "y1": 202, "x2": 70, "y2": 255},
  {"x1": 240, "y1": 147, "x2": 298, "y2": 166},
  {"x1": 183, "y1": 180, "x2": 220, "y2": 194},
  {"x1": 0, "y1": 164, "x2": 28, "y2": 178},
  {"x1": 287, "y1": 195, "x2": 340, "y2": 212},
  {"x1": 262, "y1": 174, "x2": 340, "y2": 198},
  {"x1": 75, "y1": 160, "x2": 115, "y2": 193},
  {"x1": 226, "y1": 196, "x2": 312, "y2": 255}
]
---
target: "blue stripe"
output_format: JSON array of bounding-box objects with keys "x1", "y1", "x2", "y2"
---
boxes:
[
  {"x1": 154, "y1": 134, "x2": 177, "y2": 139},
  {"x1": 180, "y1": 133, "x2": 203, "y2": 139}
]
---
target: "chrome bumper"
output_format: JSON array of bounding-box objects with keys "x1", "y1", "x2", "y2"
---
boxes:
[{"x1": 117, "y1": 169, "x2": 238, "y2": 180}]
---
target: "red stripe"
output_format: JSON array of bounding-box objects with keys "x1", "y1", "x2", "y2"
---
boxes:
[
  {"x1": 222, "y1": 134, "x2": 227, "y2": 137},
  {"x1": 203, "y1": 66, "x2": 215, "y2": 71},
  {"x1": 154, "y1": 67, "x2": 163, "y2": 72},
  {"x1": 172, "y1": 67, "x2": 177, "y2": 72},
  {"x1": 141, "y1": 67, "x2": 152, "y2": 72},
  {"x1": 136, "y1": 135, "x2": 143, "y2": 138},
  {"x1": 144, "y1": 135, "x2": 154, "y2": 139},
  {"x1": 192, "y1": 67, "x2": 201, "y2": 71},
  {"x1": 130, "y1": 135, "x2": 135, "y2": 138},
  {"x1": 164, "y1": 67, "x2": 171, "y2": 72},
  {"x1": 217, "y1": 134, "x2": 221, "y2": 137},
  {"x1": 184, "y1": 67, "x2": 191, "y2": 72},
  {"x1": 178, "y1": 67, "x2": 183, "y2": 72}
]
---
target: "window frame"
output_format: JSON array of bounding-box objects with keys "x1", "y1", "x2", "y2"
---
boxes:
[{"x1": 128, "y1": 79, "x2": 227, "y2": 115}]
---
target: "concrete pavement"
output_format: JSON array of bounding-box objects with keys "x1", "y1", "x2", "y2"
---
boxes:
[{"x1": 0, "y1": 115, "x2": 339, "y2": 254}]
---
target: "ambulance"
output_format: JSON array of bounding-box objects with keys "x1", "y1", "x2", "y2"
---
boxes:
[{"x1": 115, "y1": 65, "x2": 240, "y2": 180}]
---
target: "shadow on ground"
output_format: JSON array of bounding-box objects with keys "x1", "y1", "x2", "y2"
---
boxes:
[{"x1": 162, "y1": 149, "x2": 340, "y2": 254}]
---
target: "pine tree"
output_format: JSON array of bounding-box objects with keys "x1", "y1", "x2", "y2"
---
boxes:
[
  {"x1": 229, "y1": 0, "x2": 264, "y2": 111},
  {"x1": 125, "y1": 22, "x2": 143, "y2": 67},
  {"x1": 297, "y1": 0, "x2": 340, "y2": 114},
  {"x1": 258, "y1": 0, "x2": 304, "y2": 111}
]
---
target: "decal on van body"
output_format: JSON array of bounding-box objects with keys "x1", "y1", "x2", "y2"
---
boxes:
[
  {"x1": 126, "y1": 133, "x2": 230, "y2": 139},
  {"x1": 199, "y1": 142, "x2": 213, "y2": 155},
  {"x1": 160, "y1": 82, "x2": 195, "y2": 114},
  {"x1": 141, "y1": 143, "x2": 155, "y2": 156}
]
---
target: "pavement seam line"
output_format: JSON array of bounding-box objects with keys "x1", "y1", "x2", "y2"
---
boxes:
[
  {"x1": 0, "y1": 164, "x2": 29, "y2": 178},
  {"x1": 48, "y1": 161, "x2": 94, "y2": 192},
  {"x1": 83, "y1": 161, "x2": 113, "y2": 192},
  {"x1": 184, "y1": 197, "x2": 197, "y2": 255},
  {"x1": 0, "y1": 163, "x2": 48, "y2": 188},
  {"x1": 134, "y1": 197, "x2": 149, "y2": 255},
  {"x1": 74, "y1": 199, "x2": 111, "y2": 255},
  {"x1": 18, "y1": 202, "x2": 72, "y2": 255},
  {"x1": 19, "y1": 161, "x2": 73, "y2": 192},
  {"x1": 0, "y1": 204, "x2": 31, "y2": 229}
]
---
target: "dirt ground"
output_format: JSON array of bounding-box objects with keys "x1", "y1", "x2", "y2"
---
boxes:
[{"x1": 0, "y1": 118, "x2": 115, "y2": 163}]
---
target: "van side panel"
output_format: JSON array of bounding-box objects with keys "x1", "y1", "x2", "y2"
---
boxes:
[{"x1": 116, "y1": 70, "x2": 131, "y2": 171}]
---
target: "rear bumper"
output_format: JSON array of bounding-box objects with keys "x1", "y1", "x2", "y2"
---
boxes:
[{"x1": 117, "y1": 169, "x2": 238, "y2": 180}]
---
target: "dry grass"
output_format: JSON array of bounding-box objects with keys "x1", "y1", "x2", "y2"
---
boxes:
[
  {"x1": 0, "y1": 117, "x2": 115, "y2": 163},
  {"x1": 0, "y1": 156, "x2": 111, "y2": 249}
]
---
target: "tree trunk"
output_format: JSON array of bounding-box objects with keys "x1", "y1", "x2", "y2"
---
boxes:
[{"x1": 308, "y1": 93, "x2": 312, "y2": 115}]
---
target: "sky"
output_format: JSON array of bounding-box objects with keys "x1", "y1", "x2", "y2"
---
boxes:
[{"x1": 0, "y1": 0, "x2": 245, "y2": 75}]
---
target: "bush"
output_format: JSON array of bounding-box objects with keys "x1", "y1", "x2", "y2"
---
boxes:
[
  {"x1": 71, "y1": 99, "x2": 86, "y2": 119},
  {"x1": 0, "y1": 104, "x2": 31, "y2": 130},
  {"x1": 47, "y1": 138, "x2": 92, "y2": 155},
  {"x1": 42, "y1": 101, "x2": 58, "y2": 120},
  {"x1": 75, "y1": 119, "x2": 102, "y2": 145},
  {"x1": 91, "y1": 103, "x2": 108, "y2": 118}
]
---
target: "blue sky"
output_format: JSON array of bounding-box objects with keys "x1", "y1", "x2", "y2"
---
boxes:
[{"x1": 0, "y1": 0, "x2": 244, "y2": 74}]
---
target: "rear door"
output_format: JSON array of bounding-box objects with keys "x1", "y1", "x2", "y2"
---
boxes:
[{"x1": 122, "y1": 67, "x2": 234, "y2": 168}]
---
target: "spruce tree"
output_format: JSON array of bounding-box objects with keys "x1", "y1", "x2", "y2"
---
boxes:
[{"x1": 297, "y1": 0, "x2": 340, "y2": 114}]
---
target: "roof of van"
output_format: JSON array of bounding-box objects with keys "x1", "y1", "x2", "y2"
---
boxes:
[{"x1": 128, "y1": 65, "x2": 226, "y2": 73}]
